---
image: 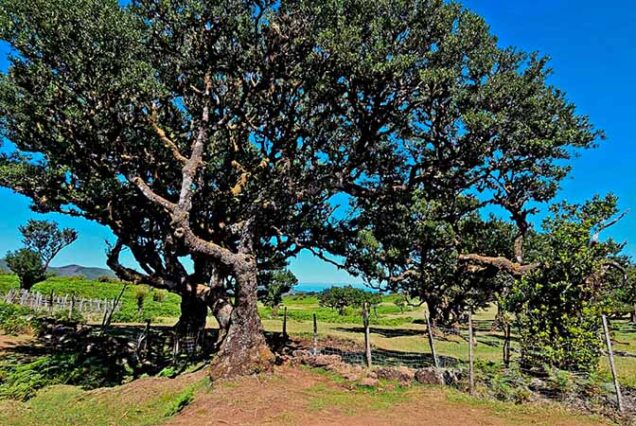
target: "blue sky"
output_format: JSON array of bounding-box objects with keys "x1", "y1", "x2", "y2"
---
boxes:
[{"x1": 0, "y1": 0, "x2": 634, "y2": 283}]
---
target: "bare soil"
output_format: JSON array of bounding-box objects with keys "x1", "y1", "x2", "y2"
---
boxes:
[{"x1": 166, "y1": 366, "x2": 606, "y2": 426}]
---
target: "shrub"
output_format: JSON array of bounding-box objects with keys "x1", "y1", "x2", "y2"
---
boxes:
[
  {"x1": 152, "y1": 289, "x2": 167, "y2": 302},
  {"x1": 134, "y1": 286, "x2": 150, "y2": 313}
]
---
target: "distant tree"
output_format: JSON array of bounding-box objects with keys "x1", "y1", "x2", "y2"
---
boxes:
[
  {"x1": 5, "y1": 220, "x2": 77, "y2": 290},
  {"x1": 319, "y1": 286, "x2": 380, "y2": 316},
  {"x1": 258, "y1": 269, "x2": 298, "y2": 315}
]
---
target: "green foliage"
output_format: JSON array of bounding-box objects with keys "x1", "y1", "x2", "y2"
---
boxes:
[
  {"x1": 4, "y1": 221, "x2": 76, "y2": 291},
  {"x1": 4, "y1": 249, "x2": 46, "y2": 291},
  {"x1": 0, "y1": 353, "x2": 117, "y2": 401},
  {"x1": 476, "y1": 362, "x2": 532, "y2": 403},
  {"x1": 505, "y1": 196, "x2": 623, "y2": 371},
  {"x1": 151, "y1": 289, "x2": 167, "y2": 303},
  {"x1": 318, "y1": 286, "x2": 382, "y2": 316},
  {"x1": 134, "y1": 286, "x2": 150, "y2": 313},
  {"x1": 0, "y1": 302, "x2": 35, "y2": 335}
]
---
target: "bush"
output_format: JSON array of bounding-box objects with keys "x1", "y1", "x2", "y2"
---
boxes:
[
  {"x1": 4, "y1": 249, "x2": 46, "y2": 290},
  {"x1": 97, "y1": 275, "x2": 114, "y2": 283},
  {"x1": 319, "y1": 286, "x2": 382, "y2": 315},
  {"x1": 0, "y1": 302, "x2": 34, "y2": 335}
]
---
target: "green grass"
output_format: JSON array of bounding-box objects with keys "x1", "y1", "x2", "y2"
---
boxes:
[
  {"x1": 0, "y1": 275, "x2": 181, "y2": 323},
  {"x1": 0, "y1": 377, "x2": 208, "y2": 426},
  {"x1": 306, "y1": 382, "x2": 410, "y2": 413},
  {"x1": 2, "y1": 273, "x2": 636, "y2": 391}
]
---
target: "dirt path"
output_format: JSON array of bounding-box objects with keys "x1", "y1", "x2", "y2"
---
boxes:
[{"x1": 166, "y1": 366, "x2": 606, "y2": 426}]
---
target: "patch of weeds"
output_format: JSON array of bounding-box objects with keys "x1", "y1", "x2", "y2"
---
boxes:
[
  {"x1": 157, "y1": 367, "x2": 178, "y2": 378},
  {"x1": 0, "y1": 302, "x2": 35, "y2": 335},
  {"x1": 0, "y1": 351, "x2": 134, "y2": 401},
  {"x1": 164, "y1": 386, "x2": 195, "y2": 417},
  {"x1": 476, "y1": 361, "x2": 532, "y2": 403},
  {"x1": 302, "y1": 365, "x2": 347, "y2": 384}
]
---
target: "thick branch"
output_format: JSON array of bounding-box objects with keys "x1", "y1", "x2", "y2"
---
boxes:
[
  {"x1": 458, "y1": 253, "x2": 540, "y2": 278},
  {"x1": 106, "y1": 239, "x2": 178, "y2": 290},
  {"x1": 129, "y1": 176, "x2": 176, "y2": 212}
]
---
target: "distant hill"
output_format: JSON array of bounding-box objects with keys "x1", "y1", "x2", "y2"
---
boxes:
[
  {"x1": 48, "y1": 264, "x2": 116, "y2": 280},
  {"x1": 0, "y1": 259, "x2": 115, "y2": 280}
]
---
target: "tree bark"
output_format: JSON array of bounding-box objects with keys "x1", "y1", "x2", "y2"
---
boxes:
[
  {"x1": 208, "y1": 291, "x2": 233, "y2": 348},
  {"x1": 209, "y1": 256, "x2": 274, "y2": 379}
]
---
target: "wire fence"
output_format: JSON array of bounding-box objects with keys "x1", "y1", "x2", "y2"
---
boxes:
[
  {"x1": 2, "y1": 288, "x2": 120, "y2": 316},
  {"x1": 281, "y1": 307, "x2": 636, "y2": 414}
]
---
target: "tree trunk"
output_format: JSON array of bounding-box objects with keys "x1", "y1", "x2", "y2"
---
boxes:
[
  {"x1": 209, "y1": 295, "x2": 232, "y2": 348},
  {"x1": 175, "y1": 290, "x2": 208, "y2": 336},
  {"x1": 209, "y1": 256, "x2": 274, "y2": 379},
  {"x1": 631, "y1": 303, "x2": 636, "y2": 324}
]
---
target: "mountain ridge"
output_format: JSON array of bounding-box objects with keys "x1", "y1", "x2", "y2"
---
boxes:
[{"x1": 0, "y1": 259, "x2": 115, "y2": 280}]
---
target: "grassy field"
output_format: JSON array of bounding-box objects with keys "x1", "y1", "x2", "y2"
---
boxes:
[{"x1": 1, "y1": 273, "x2": 636, "y2": 388}]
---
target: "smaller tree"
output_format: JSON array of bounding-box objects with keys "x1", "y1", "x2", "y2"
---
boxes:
[
  {"x1": 5, "y1": 249, "x2": 46, "y2": 290},
  {"x1": 4, "y1": 220, "x2": 77, "y2": 290},
  {"x1": 258, "y1": 269, "x2": 298, "y2": 316},
  {"x1": 504, "y1": 195, "x2": 625, "y2": 372}
]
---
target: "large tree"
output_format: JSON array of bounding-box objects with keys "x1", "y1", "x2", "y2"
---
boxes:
[
  {"x1": 0, "y1": 0, "x2": 611, "y2": 377},
  {"x1": 0, "y1": 0, "x2": 405, "y2": 377}
]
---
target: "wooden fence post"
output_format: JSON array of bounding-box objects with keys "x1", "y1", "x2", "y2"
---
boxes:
[
  {"x1": 282, "y1": 306, "x2": 288, "y2": 339},
  {"x1": 503, "y1": 323, "x2": 511, "y2": 369},
  {"x1": 602, "y1": 314, "x2": 624, "y2": 413},
  {"x1": 68, "y1": 295, "x2": 75, "y2": 320},
  {"x1": 425, "y1": 308, "x2": 439, "y2": 368},
  {"x1": 363, "y1": 302, "x2": 372, "y2": 368},
  {"x1": 468, "y1": 311, "x2": 475, "y2": 395},
  {"x1": 312, "y1": 313, "x2": 318, "y2": 355}
]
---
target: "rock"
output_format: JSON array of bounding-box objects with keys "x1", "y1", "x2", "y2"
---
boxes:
[
  {"x1": 374, "y1": 366, "x2": 415, "y2": 385},
  {"x1": 291, "y1": 349, "x2": 312, "y2": 358},
  {"x1": 414, "y1": 368, "x2": 445, "y2": 385},
  {"x1": 342, "y1": 372, "x2": 360, "y2": 382},
  {"x1": 303, "y1": 354, "x2": 343, "y2": 368},
  {"x1": 528, "y1": 378, "x2": 545, "y2": 391},
  {"x1": 442, "y1": 369, "x2": 463, "y2": 386},
  {"x1": 359, "y1": 377, "x2": 380, "y2": 387}
]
